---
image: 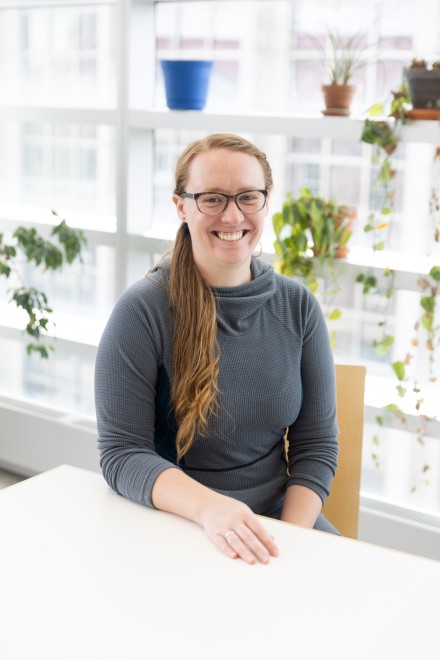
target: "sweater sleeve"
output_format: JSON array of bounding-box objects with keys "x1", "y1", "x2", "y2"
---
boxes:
[
  {"x1": 285, "y1": 291, "x2": 339, "y2": 503},
  {"x1": 94, "y1": 279, "x2": 180, "y2": 508}
]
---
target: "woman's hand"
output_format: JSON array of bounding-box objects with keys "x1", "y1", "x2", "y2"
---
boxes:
[
  {"x1": 198, "y1": 495, "x2": 279, "y2": 565},
  {"x1": 152, "y1": 468, "x2": 279, "y2": 564}
]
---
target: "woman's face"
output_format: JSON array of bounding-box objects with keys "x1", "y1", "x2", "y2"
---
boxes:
[{"x1": 173, "y1": 148, "x2": 269, "y2": 287}]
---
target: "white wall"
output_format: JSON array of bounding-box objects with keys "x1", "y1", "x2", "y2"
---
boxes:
[{"x1": 0, "y1": 396, "x2": 100, "y2": 477}]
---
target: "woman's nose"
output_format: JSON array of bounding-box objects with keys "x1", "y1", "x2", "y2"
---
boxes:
[{"x1": 220, "y1": 197, "x2": 243, "y2": 224}]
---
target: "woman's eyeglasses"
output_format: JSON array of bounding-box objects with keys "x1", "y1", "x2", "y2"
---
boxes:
[{"x1": 180, "y1": 190, "x2": 268, "y2": 215}]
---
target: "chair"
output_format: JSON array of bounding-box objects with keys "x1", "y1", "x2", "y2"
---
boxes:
[{"x1": 322, "y1": 364, "x2": 366, "y2": 539}]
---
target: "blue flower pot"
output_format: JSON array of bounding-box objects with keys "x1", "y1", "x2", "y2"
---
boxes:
[{"x1": 160, "y1": 60, "x2": 213, "y2": 110}]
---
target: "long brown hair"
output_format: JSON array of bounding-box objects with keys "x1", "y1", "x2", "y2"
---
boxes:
[{"x1": 169, "y1": 134, "x2": 273, "y2": 461}]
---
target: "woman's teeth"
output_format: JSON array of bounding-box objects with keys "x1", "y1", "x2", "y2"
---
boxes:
[{"x1": 216, "y1": 231, "x2": 244, "y2": 242}]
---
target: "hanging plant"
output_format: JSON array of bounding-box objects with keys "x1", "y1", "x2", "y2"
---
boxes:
[{"x1": 360, "y1": 79, "x2": 440, "y2": 487}]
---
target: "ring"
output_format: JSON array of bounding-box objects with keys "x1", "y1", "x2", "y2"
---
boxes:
[{"x1": 224, "y1": 531, "x2": 235, "y2": 542}]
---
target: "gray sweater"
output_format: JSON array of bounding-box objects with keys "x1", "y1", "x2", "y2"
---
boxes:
[{"x1": 95, "y1": 258, "x2": 338, "y2": 519}]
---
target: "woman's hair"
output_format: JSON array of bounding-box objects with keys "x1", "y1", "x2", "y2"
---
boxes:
[{"x1": 169, "y1": 133, "x2": 273, "y2": 461}]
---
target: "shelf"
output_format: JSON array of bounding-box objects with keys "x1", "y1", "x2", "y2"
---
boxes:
[
  {"x1": 130, "y1": 108, "x2": 440, "y2": 144},
  {"x1": 1, "y1": 104, "x2": 440, "y2": 144}
]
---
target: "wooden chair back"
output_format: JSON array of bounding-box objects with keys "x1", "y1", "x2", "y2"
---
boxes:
[{"x1": 322, "y1": 364, "x2": 366, "y2": 539}]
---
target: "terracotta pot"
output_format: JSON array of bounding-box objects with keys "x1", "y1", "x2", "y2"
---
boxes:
[
  {"x1": 335, "y1": 206, "x2": 356, "y2": 258},
  {"x1": 321, "y1": 84, "x2": 356, "y2": 117}
]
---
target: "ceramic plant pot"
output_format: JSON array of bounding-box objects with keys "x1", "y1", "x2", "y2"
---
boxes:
[
  {"x1": 160, "y1": 60, "x2": 213, "y2": 110},
  {"x1": 404, "y1": 67, "x2": 440, "y2": 110}
]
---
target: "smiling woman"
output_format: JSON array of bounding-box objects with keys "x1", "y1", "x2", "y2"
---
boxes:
[{"x1": 95, "y1": 133, "x2": 340, "y2": 566}]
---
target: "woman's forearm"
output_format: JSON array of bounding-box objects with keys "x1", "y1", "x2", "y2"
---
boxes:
[
  {"x1": 280, "y1": 484, "x2": 322, "y2": 528},
  {"x1": 151, "y1": 467, "x2": 222, "y2": 524}
]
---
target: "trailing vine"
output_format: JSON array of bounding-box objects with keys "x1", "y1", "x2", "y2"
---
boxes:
[{"x1": 360, "y1": 89, "x2": 440, "y2": 488}]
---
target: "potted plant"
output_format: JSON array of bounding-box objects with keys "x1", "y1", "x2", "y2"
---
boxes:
[
  {"x1": 273, "y1": 187, "x2": 354, "y2": 275},
  {"x1": 272, "y1": 188, "x2": 354, "y2": 347},
  {"x1": 319, "y1": 31, "x2": 368, "y2": 116},
  {"x1": 0, "y1": 211, "x2": 87, "y2": 358},
  {"x1": 404, "y1": 57, "x2": 440, "y2": 118}
]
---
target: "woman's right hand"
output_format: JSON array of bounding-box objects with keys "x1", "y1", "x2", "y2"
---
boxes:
[
  {"x1": 197, "y1": 494, "x2": 279, "y2": 565},
  {"x1": 152, "y1": 468, "x2": 279, "y2": 564}
]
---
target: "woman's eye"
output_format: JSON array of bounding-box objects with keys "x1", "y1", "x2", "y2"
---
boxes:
[
  {"x1": 239, "y1": 193, "x2": 257, "y2": 202},
  {"x1": 203, "y1": 196, "x2": 223, "y2": 205}
]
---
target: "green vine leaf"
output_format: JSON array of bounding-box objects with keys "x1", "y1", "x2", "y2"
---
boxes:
[
  {"x1": 328, "y1": 308, "x2": 341, "y2": 320},
  {"x1": 421, "y1": 313, "x2": 433, "y2": 331},
  {"x1": 373, "y1": 334, "x2": 394, "y2": 355},
  {"x1": 392, "y1": 360, "x2": 405, "y2": 381},
  {"x1": 420, "y1": 295, "x2": 435, "y2": 313},
  {"x1": 384, "y1": 403, "x2": 400, "y2": 412}
]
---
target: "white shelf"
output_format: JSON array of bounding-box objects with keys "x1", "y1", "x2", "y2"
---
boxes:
[
  {"x1": 1, "y1": 104, "x2": 440, "y2": 144},
  {"x1": 131, "y1": 108, "x2": 440, "y2": 144}
]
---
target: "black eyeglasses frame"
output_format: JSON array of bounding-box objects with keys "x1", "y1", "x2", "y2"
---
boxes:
[{"x1": 180, "y1": 189, "x2": 268, "y2": 214}]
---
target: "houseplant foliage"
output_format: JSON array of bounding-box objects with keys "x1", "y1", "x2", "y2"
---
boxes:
[
  {"x1": 360, "y1": 82, "x2": 440, "y2": 485},
  {"x1": 358, "y1": 81, "x2": 411, "y2": 354},
  {"x1": 0, "y1": 211, "x2": 87, "y2": 358},
  {"x1": 272, "y1": 188, "x2": 354, "y2": 346}
]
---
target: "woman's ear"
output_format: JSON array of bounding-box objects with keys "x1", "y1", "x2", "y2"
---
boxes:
[{"x1": 173, "y1": 193, "x2": 186, "y2": 222}]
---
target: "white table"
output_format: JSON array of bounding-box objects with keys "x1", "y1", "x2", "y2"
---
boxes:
[{"x1": 0, "y1": 465, "x2": 439, "y2": 659}]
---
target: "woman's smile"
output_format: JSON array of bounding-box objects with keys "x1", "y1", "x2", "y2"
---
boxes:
[{"x1": 212, "y1": 229, "x2": 249, "y2": 242}]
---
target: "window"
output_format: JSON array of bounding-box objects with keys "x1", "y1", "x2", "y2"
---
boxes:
[{"x1": 1, "y1": 0, "x2": 439, "y2": 517}]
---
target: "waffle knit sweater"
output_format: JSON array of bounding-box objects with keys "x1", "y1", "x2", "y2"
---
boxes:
[{"x1": 95, "y1": 258, "x2": 339, "y2": 519}]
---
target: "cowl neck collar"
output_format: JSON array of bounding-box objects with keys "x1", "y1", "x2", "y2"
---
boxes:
[{"x1": 213, "y1": 258, "x2": 276, "y2": 335}]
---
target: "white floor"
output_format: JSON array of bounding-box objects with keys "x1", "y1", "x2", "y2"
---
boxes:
[{"x1": 0, "y1": 468, "x2": 26, "y2": 490}]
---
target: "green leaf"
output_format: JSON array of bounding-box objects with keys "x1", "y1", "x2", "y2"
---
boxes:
[
  {"x1": 373, "y1": 240, "x2": 385, "y2": 251},
  {"x1": 327, "y1": 308, "x2": 341, "y2": 321},
  {"x1": 384, "y1": 403, "x2": 399, "y2": 412},
  {"x1": 421, "y1": 313, "x2": 432, "y2": 331},
  {"x1": 272, "y1": 213, "x2": 284, "y2": 237},
  {"x1": 373, "y1": 334, "x2": 394, "y2": 355},
  {"x1": 420, "y1": 296, "x2": 435, "y2": 313},
  {"x1": 0, "y1": 262, "x2": 11, "y2": 277},
  {"x1": 429, "y1": 265, "x2": 440, "y2": 281},
  {"x1": 392, "y1": 360, "x2": 405, "y2": 381},
  {"x1": 26, "y1": 343, "x2": 53, "y2": 359},
  {"x1": 367, "y1": 103, "x2": 386, "y2": 117},
  {"x1": 396, "y1": 384, "x2": 406, "y2": 398}
]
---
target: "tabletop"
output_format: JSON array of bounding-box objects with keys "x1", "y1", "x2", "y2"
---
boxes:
[{"x1": 0, "y1": 464, "x2": 439, "y2": 660}]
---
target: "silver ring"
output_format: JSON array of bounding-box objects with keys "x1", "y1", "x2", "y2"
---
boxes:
[{"x1": 224, "y1": 530, "x2": 235, "y2": 541}]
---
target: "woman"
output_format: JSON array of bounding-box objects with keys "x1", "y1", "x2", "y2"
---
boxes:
[{"x1": 95, "y1": 133, "x2": 339, "y2": 565}]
